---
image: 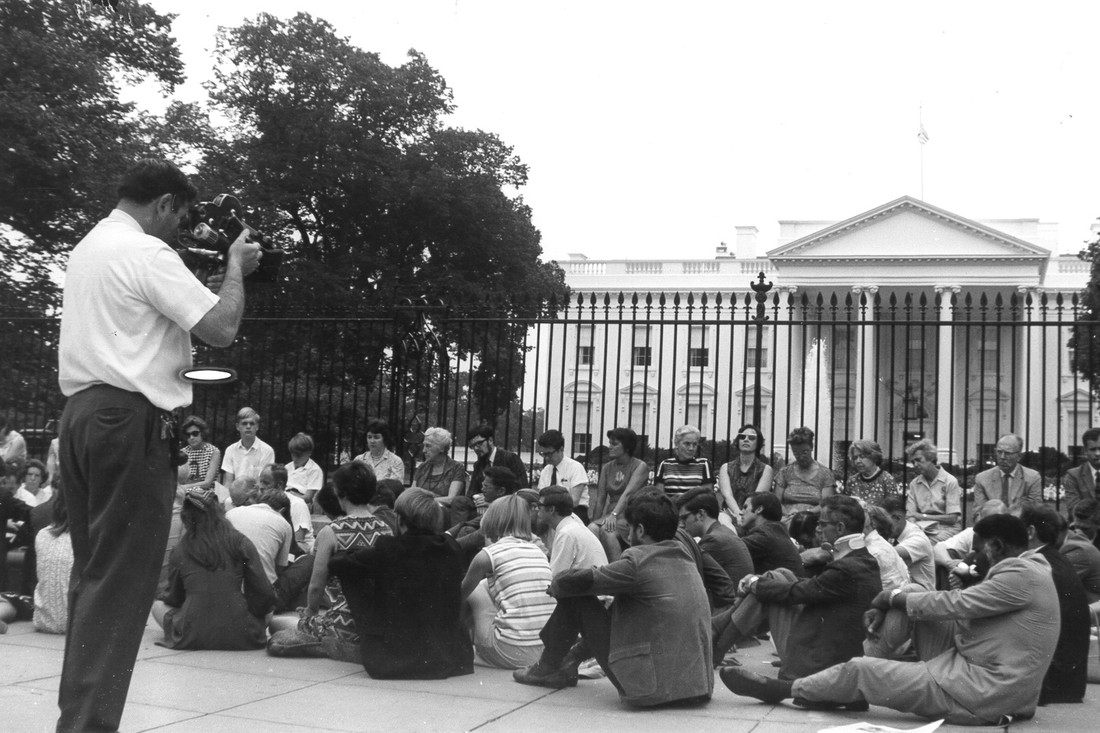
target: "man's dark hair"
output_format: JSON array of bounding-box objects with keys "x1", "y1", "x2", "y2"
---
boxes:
[
  {"x1": 376, "y1": 478, "x2": 405, "y2": 502},
  {"x1": 820, "y1": 495, "x2": 865, "y2": 535},
  {"x1": 539, "y1": 485, "x2": 573, "y2": 517},
  {"x1": 1073, "y1": 497, "x2": 1100, "y2": 523},
  {"x1": 470, "y1": 424, "x2": 496, "y2": 443},
  {"x1": 537, "y1": 429, "x2": 565, "y2": 452},
  {"x1": 333, "y1": 461, "x2": 377, "y2": 506},
  {"x1": 373, "y1": 483, "x2": 397, "y2": 510},
  {"x1": 1020, "y1": 504, "x2": 1066, "y2": 545},
  {"x1": 676, "y1": 486, "x2": 720, "y2": 519},
  {"x1": 973, "y1": 514, "x2": 1029, "y2": 550},
  {"x1": 117, "y1": 158, "x2": 197, "y2": 208},
  {"x1": 748, "y1": 491, "x2": 782, "y2": 521},
  {"x1": 314, "y1": 481, "x2": 343, "y2": 519},
  {"x1": 625, "y1": 489, "x2": 678, "y2": 541},
  {"x1": 606, "y1": 427, "x2": 638, "y2": 457},
  {"x1": 483, "y1": 465, "x2": 518, "y2": 493},
  {"x1": 877, "y1": 494, "x2": 907, "y2": 516},
  {"x1": 1081, "y1": 427, "x2": 1100, "y2": 446},
  {"x1": 266, "y1": 463, "x2": 288, "y2": 491}
]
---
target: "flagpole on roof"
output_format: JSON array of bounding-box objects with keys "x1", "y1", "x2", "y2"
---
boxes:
[{"x1": 917, "y1": 106, "x2": 929, "y2": 199}]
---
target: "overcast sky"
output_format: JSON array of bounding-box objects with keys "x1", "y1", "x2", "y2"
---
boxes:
[{"x1": 139, "y1": 1, "x2": 1100, "y2": 260}]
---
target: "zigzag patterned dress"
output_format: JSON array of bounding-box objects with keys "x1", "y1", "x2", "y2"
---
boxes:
[{"x1": 301, "y1": 514, "x2": 392, "y2": 643}]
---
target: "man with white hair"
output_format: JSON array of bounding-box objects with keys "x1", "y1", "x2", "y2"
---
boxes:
[{"x1": 972, "y1": 434, "x2": 1042, "y2": 517}]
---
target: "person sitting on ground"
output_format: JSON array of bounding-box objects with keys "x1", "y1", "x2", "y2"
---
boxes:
[
  {"x1": 268, "y1": 462, "x2": 394, "y2": 662},
  {"x1": 448, "y1": 467, "x2": 518, "y2": 564},
  {"x1": 972, "y1": 434, "x2": 1043, "y2": 517},
  {"x1": 0, "y1": 462, "x2": 33, "y2": 601},
  {"x1": 1021, "y1": 504, "x2": 1089, "y2": 706},
  {"x1": 842, "y1": 439, "x2": 899, "y2": 503},
  {"x1": 787, "y1": 510, "x2": 819, "y2": 552},
  {"x1": 412, "y1": 427, "x2": 468, "y2": 505},
  {"x1": 905, "y1": 440, "x2": 962, "y2": 542},
  {"x1": 860, "y1": 505, "x2": 910, "y2": 592},
  {"x1": 353, "y1": 418, "x2": 406, "y2": 484},
  {"x1": 221, "y1": 407, "x2": 275, "y2": 486},
  {"x1": 931, "y1": 499, "x2": 1006, "y2": 589},
  {"x1": 14, "y1": 459, "x2": 52, "y2": 507},
  {"x1": 772, "y1": 427, "x2": 835, "y2": 519},
  {"x1": 285, "y1": 432, "x2": 324, "y2": 507},
  {"x1": 718, "y1": 424, "x2": 773, "y2": 525},
  {"x1": 1070, "y1": 496, "x2": 1100, "y2": 553},
  {"x1": 1064, "y1": 427, "x2": 1100, "y2": 516},
  {"x1": 739, "y1": 492, "x2": 805, "y2": 577},
  {"x1": 589, "y1": 427, "x2": 650, "y2": 562},
  {"x1": 260, "y1": 463, "x2": 314, "y2": 554},
  {"x1": 461, "y1": 494, "x2": 556, "y2": 669},
  {"x1": 677, "y1": 487, "x2": 753, "y2": 586},
  {"x1": 536, "y1": 429, "x2": 591, "y2": 524},
  {"x1": 313, "y1": 480, "x2": 343, "y2": 521},
  {"x1": 152, "y1": 488, "x2": 276, "y2": 650},
  {"x1": 720, "y1": 514, "x2": 1060, "y2": 725},
  {"x1": 329, "y1": 488, "x2": 474, "y2": 679},
  {"x1": 370, "y1": 479, "x2": 401, "y2": 534},
  {"x1": 654, "y1": 424, "x2": 715, "y2": 501},
  {"x1": 878, "y1": 495, "x2": 936, "y2": 590},
  {"x1": 225, "y1": 478, "x2": 292, "y2": 588},
  {"x1": 711, "y1": 495, "x2": 882, "y2": 678},
  {"x1": 179, "y1": 415, "x2": 219, "y2": 491},
  {"x1": 1060, "y1": 498, "x2": 1100, "y2": 603},
  {"x1": 467, "y1": 423, "x2": 530, "y2": 497},
  {"x1": 34, "y1": 486, "x2": 73, "y2": 634},
  {"x1": 537, "y1": 486, "x2": 607, "y2": 577},
  {"x1": 514, "y1": 490, "x2": 713, "y2": 706}
]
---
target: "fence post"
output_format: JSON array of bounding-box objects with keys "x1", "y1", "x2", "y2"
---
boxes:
[{"x1": 750, "y1": 272, "x2": 773, "y2": 427}]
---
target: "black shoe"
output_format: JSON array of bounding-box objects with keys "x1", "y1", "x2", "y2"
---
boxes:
[
  {"x1": 718, "y1": 668, "x2": 789, "y2": 704},
  {"x1": 792, "y1": 697, "x2": 869, "y2": 712},
  {"x1": 513, "y1": 659, "x2": 579, "y2": 689}
]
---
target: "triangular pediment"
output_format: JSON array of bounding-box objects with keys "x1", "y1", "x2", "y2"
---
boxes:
[{"x1": 767, "y1": 196, "x2": 1050, "y2": 262}]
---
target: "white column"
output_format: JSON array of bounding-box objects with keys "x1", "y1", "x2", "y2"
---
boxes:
[
  {"x1": 770, "y1": 286, "x2": 798, "y2": 448},
  {"x1": 1018, "y1": 286, "x2": 1044, "y2": 448},
  {"x1": 934, "y1": 285, "x2": 960, "y2": 464}
]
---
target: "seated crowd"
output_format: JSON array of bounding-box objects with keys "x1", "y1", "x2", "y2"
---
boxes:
[{"x1": 2, "y1": 410, "x2": 1098, "y2": 725}]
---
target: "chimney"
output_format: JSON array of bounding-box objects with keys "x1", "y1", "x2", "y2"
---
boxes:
[{"x1": 734, "y1": 226, "x2": 759, "y2": 259}]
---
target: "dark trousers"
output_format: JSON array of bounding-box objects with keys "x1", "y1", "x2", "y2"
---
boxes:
[
  {"x1": 538, "y1": 595, "x2": 621, "y2": 693},
  {"x1": 57, "y1": 386, "x2": 174, "y2": 733}
]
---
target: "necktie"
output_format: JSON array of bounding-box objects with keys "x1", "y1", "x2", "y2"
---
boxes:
[
  {"x1": 551, "y1": 466, "x2": 558, "y2": 486},
  {"x1": 1001, "y1": 472, "x2": 1010, "y2": 504}
]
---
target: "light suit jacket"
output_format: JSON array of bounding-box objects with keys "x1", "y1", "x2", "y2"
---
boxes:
[
  {"x1": 972, "y1": 465, "x2": 1042, "y2": 516},
  {"x1": 905, "y1": 551, "x2": 1059, "y2": 722}
]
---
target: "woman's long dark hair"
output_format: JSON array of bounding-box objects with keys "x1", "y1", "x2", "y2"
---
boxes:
[{"x1": 179, "y1": 499, "x2": 246, "y2": 571}]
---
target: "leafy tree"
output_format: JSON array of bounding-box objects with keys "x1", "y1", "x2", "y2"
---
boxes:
[
  {"x1": 192, "y1": 13, "x2": 569, "y2": 425},
  {"x1": 0, "y1": 0, "x2": 185, "y2": 313},
  {"x1": 1070, "y1": 229, "x2": 1100, "y2": 397}
]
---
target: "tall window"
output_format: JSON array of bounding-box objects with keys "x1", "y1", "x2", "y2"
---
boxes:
[
  {"x1": 685, "y1": 401, "x2": 710, "y2": 436},
  {"x1": 834, "y1": 326, "x2": 854, "y2": 370},
  {"x1": 630, "y1": 401, "x2": 649, "y2": 434},
  {"x1": 577, "y1": 325, "x2": 595, "y2": 366},
  {"x1": 688, "y1": 326, "x2": 709, "y2": 368},
  {"x1": 632, "y1": 326, "x2": 652, "y2": 367},
  {"x1": 572, "y1": 401, "x2": 592, "y2": 457},
  {"x1": 746, "y1": 325, "x2": 769, "y2": 368}
]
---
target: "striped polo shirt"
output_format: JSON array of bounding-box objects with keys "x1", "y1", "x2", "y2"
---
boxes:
[
  {"x1": 656, "y1": 456, "x2": 715, "y2": 498},
  {"x1": 485, "y1": 536, "x2": 556, "y2": 645}
]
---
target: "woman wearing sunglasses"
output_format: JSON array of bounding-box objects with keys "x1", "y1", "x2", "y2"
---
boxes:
[
  {"x1": 162, "y1": 416, "x2": 223, "y2": 581},
  {"x1": 717, "y1": 424, "x2": 773, "y2": 524}
]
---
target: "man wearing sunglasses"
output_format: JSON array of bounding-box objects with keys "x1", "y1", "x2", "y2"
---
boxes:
[{"x1": 466, "y1": 424, "x2": 529, "y2": 498}]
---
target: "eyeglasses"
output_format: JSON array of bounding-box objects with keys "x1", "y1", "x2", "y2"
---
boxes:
[
  {"x1": 469, "y1": 438, "x2": 487, "y2": 449},
  {"x1": 735, "y1": 433, "x2": 757, "y2": 442},
  {"x1": 538, "y1": 449, "x2": 557, "y2": 457},
  {"x1": 185, "y1": 430, "x2": 202, "y2": 437}
]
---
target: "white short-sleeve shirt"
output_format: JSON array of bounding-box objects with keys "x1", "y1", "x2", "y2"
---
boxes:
[
  {"x1": 221, "y1": 438, "x2": 276, "y2": 481},
  {"x1": 59, "y1": 210, "x2": 219, "y2": 410}
]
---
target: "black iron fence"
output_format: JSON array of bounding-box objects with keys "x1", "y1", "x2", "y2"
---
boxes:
[{"x1": 2, "y1": 284, "x2": 1097, "y2": 517}]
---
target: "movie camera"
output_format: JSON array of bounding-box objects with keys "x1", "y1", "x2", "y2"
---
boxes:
[{"x1": 175, "y1": 194, "x2": 283, "y2": 283}]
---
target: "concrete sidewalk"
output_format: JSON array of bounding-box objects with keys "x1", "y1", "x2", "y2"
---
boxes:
[{"x1": 1, "y1": 618, "x2": 1096, "y2": 732}]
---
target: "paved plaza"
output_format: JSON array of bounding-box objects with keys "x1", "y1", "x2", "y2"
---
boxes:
[{"x1": 2, "y1": 617, "x2": 1096, "y2": 732}]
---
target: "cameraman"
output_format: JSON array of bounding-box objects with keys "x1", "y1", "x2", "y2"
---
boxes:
[{"x1": 56, "y1": 159, "x2": 261, "y2": 733}]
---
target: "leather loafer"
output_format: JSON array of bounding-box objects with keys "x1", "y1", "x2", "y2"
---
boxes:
[
  {"x1": 718, "y1": 667, "x2": 788, "y2": 704},
  {"x1": 513, "y1": 660, "x2": 579, "y2": 689}
]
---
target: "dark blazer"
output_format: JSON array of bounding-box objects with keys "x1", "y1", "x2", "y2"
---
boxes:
[
  {"x1": 467, "y1": 448, "x2": 529, "y2": 497},
  {"x1": 698, "y1": 521, "x2": 754, "y2": 586},
  {"x1": 330, "y1": 530, "x2": 473, "y2": 680},
  {"x1": 742, "y1": 520, "x2": 805, "y2": 577},
  {"x1": 1063, "y1": 462, "x2": 1098, "y2": 516},
  {"x1": 1037, "y1": 543, "x2": 1090, "y2": 705},
  {"x1": 754, "y1": 546, "x2": 881, "y2": 679}
]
